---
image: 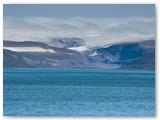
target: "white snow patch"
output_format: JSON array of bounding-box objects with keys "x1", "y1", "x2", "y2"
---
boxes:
[
  {"x1": 90, "y1": 51, "x2": 98, "y2": 57},
  {"x1": 104, "y1": 44, "x2": 112, "y2": 48},
  {"x1": 106, "y1": 56, "x2": 112, "y2": 60},
  {"x1": 3, "y1": 47, "x2": 56, "y2": 53},
  {"x1": 86, "y1": 34, "x2": 102, "y2": 37},
  {"x1": 68, "y1": 46, "x2": 88, "y2": 52}
]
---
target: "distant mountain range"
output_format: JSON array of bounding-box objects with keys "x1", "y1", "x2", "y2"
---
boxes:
[{"x1": 3, "y1": 39, "x2": 155, "y2": 70}]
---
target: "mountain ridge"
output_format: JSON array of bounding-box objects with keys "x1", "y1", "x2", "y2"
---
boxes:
[{"x1": 3, "y1": 40, "x2": 155, "y2": 70}]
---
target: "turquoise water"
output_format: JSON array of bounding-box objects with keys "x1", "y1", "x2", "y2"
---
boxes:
[{"x1": 3, "y1": 69, "x2": 155, "y2": 116}]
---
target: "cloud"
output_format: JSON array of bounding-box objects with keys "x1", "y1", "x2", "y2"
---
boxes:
[{"x1": 3, "y1": 17, "x2": 155, "y2": 47}]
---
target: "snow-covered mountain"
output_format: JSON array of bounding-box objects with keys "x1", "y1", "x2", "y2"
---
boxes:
[
  {"x1": 3, "y1": 41, "x2": 91, "y2": 68},
  {"x1": 3, "y1": 40, "x2": 155, "y2": 70},
  {"x1": 49, "y1": 37, "x2": 85, "y2": 48},
  {"x1": 84, "y1": 40, "x2": 155, "y2": 70}
]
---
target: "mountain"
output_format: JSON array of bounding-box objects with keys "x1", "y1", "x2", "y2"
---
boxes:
[
  {"x1": 49, "y1": 37, "x2": 85, "y2": 48},
  {"x1": 3, "y1": 40, "x2": 155, "y2": 70},
  {"x1": 4, "y1": 40, "x2": 51, "y2": 48},
  {"x1": 120, "y1": 52, "x2": 155, "y2": 70},
  {"x1": 84, "y1": 40, "x2": 155, "y2": 70},
  {"x1": 3, "y1": 41, "x2": 90, "y2": 68}
]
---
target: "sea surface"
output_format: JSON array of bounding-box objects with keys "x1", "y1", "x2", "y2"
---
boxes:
[{"x1": 3, "y1": 69, "x2": 155, "y2": 116}]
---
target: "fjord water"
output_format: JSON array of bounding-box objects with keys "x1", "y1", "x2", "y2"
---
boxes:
[{"x1": 3, "y1": 69, "x2": 155, "y2": 116}]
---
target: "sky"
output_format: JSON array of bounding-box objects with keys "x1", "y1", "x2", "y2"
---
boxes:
[
  {"x1": 3, "y1": 4, "x2": 156, "y2": 47},
  {"x1": 4, "y1": 4, "x2": 155, "y2": 18}
]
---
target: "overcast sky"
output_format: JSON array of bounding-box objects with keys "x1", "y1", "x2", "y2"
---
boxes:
[{"x1": 4, "y1": 4, "x2": 155, "y2": 18}]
